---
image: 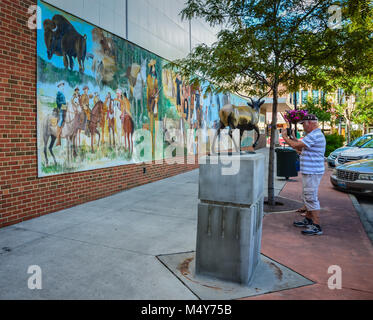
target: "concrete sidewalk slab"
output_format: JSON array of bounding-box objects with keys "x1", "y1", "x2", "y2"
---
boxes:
[
  {"x1": 10, "y1": 204, "x2": 118, "y2": 235},
  {"x1": 53, "y1": 209, "x2": 197, "y2": 256},
  {"x1": 0, "y1": 236, "x2": 197, "y2": 300},
  {"x1": 0, "y1": 170, "x2": 202, "y2": 300}
]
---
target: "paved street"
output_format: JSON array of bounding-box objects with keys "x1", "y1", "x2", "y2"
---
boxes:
[
  {"x1": 357, "y1": 195, "x2": 373, "y2": 222},
  {"x1": 355, "y1": 195, "x2": 373, "y2": 244}
]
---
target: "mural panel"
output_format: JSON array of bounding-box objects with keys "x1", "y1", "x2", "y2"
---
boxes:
[{"x1": 37, "y1": 0, "x2": 253, "y2": 177}]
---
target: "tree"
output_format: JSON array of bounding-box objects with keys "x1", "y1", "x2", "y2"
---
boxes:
[
  {"x1": 330, "y1": 77, "x2": 371, "y2": 142},
  {"x1": 311, "y1": 76, "x2": 373, "y2": 142},
  {"x1": 170, "y1": 0, "x2": 372, "y2": 205},
  {"x1": 302, "y1": 96, "x2": 333, "y2": 132},
  {"x1": 352, "y1": 87, "x2": 373, "y2": 133},
  {"x1": 297, "y1": 1, "x2": 373, "y2": 141}
]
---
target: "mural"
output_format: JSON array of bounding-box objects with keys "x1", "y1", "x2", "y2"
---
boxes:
[{"x1": 37, "y1": 0, "x2": 254, "y2": 177}]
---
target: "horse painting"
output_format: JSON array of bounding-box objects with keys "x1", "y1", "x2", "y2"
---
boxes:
[
  {"x1": 42, "y1": 101, "x2": 80, "y2": 166},
  {"x1": 121, "y1": 113, "x2": 134, "y2": 153},
  {"x1": 128, "y1": 58, "x2": 147, "y2": 127},
  {"x1": 88, "y1": 100, "x2": 104, "y2": 153},
  {"x1": 71, "y1": 94, "x2": 87, "y2": 148}
]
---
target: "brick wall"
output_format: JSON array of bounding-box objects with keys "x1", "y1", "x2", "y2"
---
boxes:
[{"x1": 0, "y1": 0, "x2": 199, "y2": 228}]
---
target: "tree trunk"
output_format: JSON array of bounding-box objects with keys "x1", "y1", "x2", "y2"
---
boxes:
[
  {"x1": 345, "y1": 108, "x2": 351, "y2": 144},
  {"x1": 346, "y1": 118, "x2": 351, "y2": 144},
  {"x1": 268, "y1": 84, "x2": 278, "y2": 206},
  {"x1": 345, "y1": 96, "x2": 355, "y2": 143}
]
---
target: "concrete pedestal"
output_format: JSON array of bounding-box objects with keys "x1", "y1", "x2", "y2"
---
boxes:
[
  {"x1": 198, "y1": 154, "x2": 264, "y2": 206},
  {"x1": 196, "y1": 154, "x2": 265, "y2": 285}
]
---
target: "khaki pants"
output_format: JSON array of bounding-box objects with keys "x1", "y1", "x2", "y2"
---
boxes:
[
  {"x1": 302, "y1": 173, "x2": 323, "y2": 211},
  {"x1": 302, "y1": 173, "x2": 323, "y2": 225}
]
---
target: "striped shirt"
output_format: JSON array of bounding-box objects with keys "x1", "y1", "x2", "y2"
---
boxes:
[{"x1": 300, "y1": 128, "x2": 326, "y2": 174}]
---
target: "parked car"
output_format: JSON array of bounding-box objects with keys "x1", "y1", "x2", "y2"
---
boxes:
[
  {"x1": 328, "y1": 133, "x2": 373, "y2": 167},
  {"x1": 336, "y1": 138, "x2": 373, "y2": 166},
  {"x1": 330, "y1": 159, "x2": 373, "y2": 196}
]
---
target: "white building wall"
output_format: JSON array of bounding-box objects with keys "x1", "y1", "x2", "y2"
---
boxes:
[
  {"x1": 127, "y1": 0, "x2": 190, "y2": 60},
  {"x1": 191, "y1": 18, "x2": 221, "y2": 49},
  {"x1": 42, "y1": 0, "x2": 219, "y2": 61},
  {"x1": 44, "y1": 0, "x2": 127, "y2": 39}
]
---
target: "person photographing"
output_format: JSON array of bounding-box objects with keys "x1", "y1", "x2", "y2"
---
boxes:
[{"x1": 282, "y1": 114, "x2": 326, "y2": 236}]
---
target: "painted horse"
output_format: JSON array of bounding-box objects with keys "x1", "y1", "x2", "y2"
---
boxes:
[
  {"x1": 121, "y1": 112, "x2": 134, "y2": 154},
  {"x1": 88, "y1": 100, "x2": 104, "y2": 153}
]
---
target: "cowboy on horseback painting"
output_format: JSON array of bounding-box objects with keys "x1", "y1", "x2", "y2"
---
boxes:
[
  {"x1": 55, "y1": 81, "x2": 67, "y2": 146},
  {"x1": 105, "y1": 92, "x2": 116, "y2": 147},
  {"x1": 81, "y1": 85, "x2": 93, "y2": 136}
]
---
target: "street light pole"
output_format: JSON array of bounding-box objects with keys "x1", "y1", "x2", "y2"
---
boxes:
[{"x1": 294, "y1": 91, "x2": 298, "y2": 138}]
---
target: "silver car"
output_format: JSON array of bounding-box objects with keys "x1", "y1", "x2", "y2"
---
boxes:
[
  {"x1": 336, "y1": 138, "x2": 373, "y2": 166},
  {"x1": 327, "y1": 133, "x2": 373, "y2": 167},
  {"x1": 330, "y1": 159, "x2": 373, "y2": 196}
]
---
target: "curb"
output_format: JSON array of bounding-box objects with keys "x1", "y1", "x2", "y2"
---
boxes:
[{"x1": 349, "y1": 194, "x2": 373, "y2": 246}]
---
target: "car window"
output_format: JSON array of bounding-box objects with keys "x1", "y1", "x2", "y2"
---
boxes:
[
  {"x1": 361, "y1": 139, "x2": 373, "y2": 148},
  {"x1": 353, "y1": 135, "x2": 373, "y2": 147}
]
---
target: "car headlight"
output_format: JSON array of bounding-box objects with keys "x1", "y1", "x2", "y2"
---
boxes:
[
  {"x1": 359, "y1": 174, "x2": 373, "y2": 180},
  {"x1": 332, "y1": 169, "x2": 337, "y2": 175}
]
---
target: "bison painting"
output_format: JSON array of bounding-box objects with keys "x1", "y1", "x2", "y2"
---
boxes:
[{"x1": 43, "y1": 14, "x2": 87, "y2": 73}]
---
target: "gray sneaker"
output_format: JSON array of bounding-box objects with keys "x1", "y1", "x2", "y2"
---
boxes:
[
  {"x1": 293, "y1": 217, "x2": 313, "y2": 228},
  {"x1": 301, "y1": 224, "x2": 323, "y2": 236}
]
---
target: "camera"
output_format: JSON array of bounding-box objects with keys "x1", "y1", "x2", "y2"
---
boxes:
[{"x1": 286, "y1": 128, "x2": 294, "y2": 139}]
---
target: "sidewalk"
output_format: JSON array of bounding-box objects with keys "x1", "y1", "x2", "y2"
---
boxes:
[
  {"x1": 0, "y1": 152, "x2": 372, "y2": 299},
  {"x1": 246, "y1": 167, "x2": 373, "y2": 299}
]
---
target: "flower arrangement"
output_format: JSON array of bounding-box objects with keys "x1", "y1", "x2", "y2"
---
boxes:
[{"x1": 283, "y1": 109, "x2": 308, "y2": 124}]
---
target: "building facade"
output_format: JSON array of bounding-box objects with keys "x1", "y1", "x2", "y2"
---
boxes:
[{"x1": 0, "y1": 0, "x2": 260, "y2": 228}]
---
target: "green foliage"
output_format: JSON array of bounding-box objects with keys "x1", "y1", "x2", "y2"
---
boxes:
[
  {"x1": 302, "y1": 98, "x2": 333, "y2": 123},
  {"x1": 172, "y1": 1, "x2": 372, "y2": 98},
  {"x1": 41, "y1": 162, "x2": 76, "y2": 174},
  {"x1": 325, "y1": 133, "x2": 345, "y2": 157},
  {"x1": 350, "y1": 130, "x2": 363, "y2": 141},
  {"x1": 38, "y1": 56, "x2": 96, "y2": 89},
  {"x1": 352, "y1": 88, "x2": 373, "y2": 125}
]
